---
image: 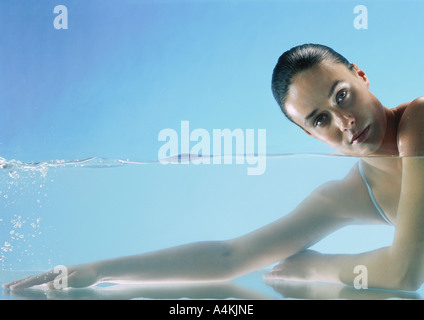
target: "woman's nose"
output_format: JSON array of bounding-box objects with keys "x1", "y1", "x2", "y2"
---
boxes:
[{"x1": 335, "y1": 111, "x2": 356, "y2": 131}]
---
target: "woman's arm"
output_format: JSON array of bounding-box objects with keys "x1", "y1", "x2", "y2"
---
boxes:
[
  {"x1": 265, "y1": 98, "x2": 424, "y2": 291},
  {"x1": 266, "y1": 157, "x2": 424, "y2": 291},
  {"x1": 264, "y1": 247, "x2": 400, "y2": 290},
  {"x1": 344, "y1": 99, "x2": 424, "y2": 290},
  {"x1": 94, "y1": 177, "x2": 357, "y2": 284},
  {"x1": 3, "y1": 177, "x2": 359, "y2": 290}
]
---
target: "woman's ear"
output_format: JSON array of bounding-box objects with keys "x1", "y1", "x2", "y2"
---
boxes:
[{"x1": 352, "y1": 63, "x2": 370, "y2": 88}]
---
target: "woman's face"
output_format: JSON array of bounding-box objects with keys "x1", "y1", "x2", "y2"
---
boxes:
[{"x1": 284, "y1": 60, "x2": 388, "y2": 157}]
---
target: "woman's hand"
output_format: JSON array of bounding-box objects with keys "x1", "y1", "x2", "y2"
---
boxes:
[
  {"x1": 2, "y1": 263, "x2": 100, "y2": 290},
  {"x1": 263, "y1": 250, "x2": 323, "y2": 282}
]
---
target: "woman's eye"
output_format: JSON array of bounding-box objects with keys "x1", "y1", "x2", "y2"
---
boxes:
[
  {"x1": 314, "y1": 114, "x2": 328, "y2": 127},
  {"x1": 336, "y1": 89, "x2": 347, "y2": 104}
]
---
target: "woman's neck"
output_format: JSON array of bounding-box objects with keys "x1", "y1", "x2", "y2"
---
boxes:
[
  {"x1": 374, "y1": 106, "x2": 404, "y2": 157},
  {"x1": 363, "y1": 105, "x2": 407, "y2": 174}
]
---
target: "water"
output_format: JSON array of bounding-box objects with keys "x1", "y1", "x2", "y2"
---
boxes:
[{"x1": 0, "y1": 154, "x2": 422, "y2": 300}]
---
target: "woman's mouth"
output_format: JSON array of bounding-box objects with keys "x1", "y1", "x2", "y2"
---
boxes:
[{"x1": 351, "y1": 125, "x2": 370, "y2": 145}]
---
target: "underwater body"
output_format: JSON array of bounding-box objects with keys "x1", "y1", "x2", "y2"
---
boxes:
[{"x1": 2, "y1": 154, "x2": 419, "y2": 300}]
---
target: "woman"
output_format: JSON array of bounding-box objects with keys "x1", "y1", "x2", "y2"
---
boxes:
[{"x1": 4, "y1": 44, "x2": 424, "y2": 291}]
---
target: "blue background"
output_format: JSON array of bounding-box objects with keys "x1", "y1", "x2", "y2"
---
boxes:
[
  {"x1": 1, "y1": 0, "x2": 423, "y2": 296},
  {"x1": 2, "y1": 0, "x2": 423, "y2": 162}
]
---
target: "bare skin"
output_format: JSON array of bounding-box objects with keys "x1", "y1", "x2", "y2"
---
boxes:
[
  {"x1": 4, "y1": 60, "x2": 424, "y2": 292},
  {"x1": 265, "y1": 61, "x2": 424, "y2": 290}
]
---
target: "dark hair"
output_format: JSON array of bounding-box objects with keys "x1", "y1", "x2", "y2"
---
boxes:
[{"x1": 271, "y1": 44, "x2": 354, "y2": 122}]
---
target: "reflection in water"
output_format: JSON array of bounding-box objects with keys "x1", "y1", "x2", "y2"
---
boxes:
[
  {"x1": 264, "y1": 279, "x2": 421, "y2": 300},
  {"x1": 2, "y1": 271, "x2": 421, "y2": 300},
  {"x1": 3, "y1": 281, "x2": 272, "y2": 300}
]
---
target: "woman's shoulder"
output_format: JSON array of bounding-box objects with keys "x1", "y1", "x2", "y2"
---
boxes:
[
  {"x1": 397, "y1": 96, "x2": 424, "y2": 156},
  {"x1": 393, "y1": 97, "x2": 424, "y2": 117}
]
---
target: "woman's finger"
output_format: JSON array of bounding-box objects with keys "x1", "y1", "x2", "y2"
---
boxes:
[{"x1": 3, "y1": 270, "x2": 58, "y2": 290}]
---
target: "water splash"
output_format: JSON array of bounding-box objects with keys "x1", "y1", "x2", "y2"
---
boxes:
[
  {"x1": 0, "y1": 153, "x2": 350, "y2": 172},
  {"x1": 0, "y1": 157, "x2": 159, "y2": 175}
]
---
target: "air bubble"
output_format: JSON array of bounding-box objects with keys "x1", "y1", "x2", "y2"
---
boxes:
[{"x1": 8, "y1": 171, "x2": 19, "y2": 179}]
